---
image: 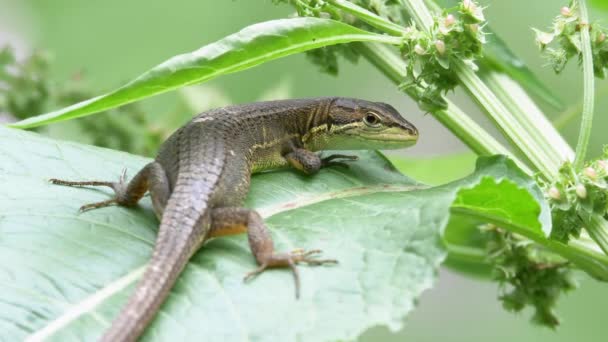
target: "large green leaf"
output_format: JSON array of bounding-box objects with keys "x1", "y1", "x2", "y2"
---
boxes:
[
  {"x1": 0, "y1": 127, "x2": 550, "y2": 341},
  {"x1": 8, "y1": 18, "x2": 400, "y2": 129},
  {"x1": 442, "y1": 156, "x2": 551, "y2": 278}
]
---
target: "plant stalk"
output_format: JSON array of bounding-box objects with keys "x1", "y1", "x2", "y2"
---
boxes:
[
  {"x1": 328, "y1": 0, "x2": 404, "y2": 36},
  {"x1": 573, "y1": 0, "x2": 596, "y2": 169},
  {"x1": 585, "y1": 214, "x2": 608, "y2": 256},
  {"x1": 481, "y1": 71, "x2": 574, "y2": 165}
]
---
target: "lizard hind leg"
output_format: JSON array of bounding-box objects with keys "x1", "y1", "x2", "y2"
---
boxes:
[
  {"x1": 210, "y1": 207, "x2": 337, "y2": 298},
  {"x1": 50, "y1": 162, "x2": 169, "y2": 214}
]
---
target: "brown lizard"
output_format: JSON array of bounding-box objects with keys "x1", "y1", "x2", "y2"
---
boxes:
[{"x1": 50, "y1": 97, "x2": 418, "y2": 341}]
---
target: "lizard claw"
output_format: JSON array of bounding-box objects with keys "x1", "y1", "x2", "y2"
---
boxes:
[
  {"x1": 243, "y1": 249, "x2": 337, "y2": 299},
  {"x1": 292, "y1": 249, "x2": 338, "y2": 265},
  {"x1": 320, "y1": 154, "x2": 359, "y2": 169}
]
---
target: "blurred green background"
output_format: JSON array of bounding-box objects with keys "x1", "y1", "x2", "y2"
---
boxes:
[{"x1": 1, "y1": 0, "x2": 607, "y2": 341}]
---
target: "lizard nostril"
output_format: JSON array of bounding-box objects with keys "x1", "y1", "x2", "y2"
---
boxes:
[{"x1": 407, "y1": 126, "x2": 418, "y2": 137}]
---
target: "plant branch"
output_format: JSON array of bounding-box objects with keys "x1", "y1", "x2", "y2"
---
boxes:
[
  {"x1": 573, "y1": 0, "x2": 596, "y2": 169},
  {"x1": 585, "y1": 214, "x2": 608, "y2": 256},
  {"x1": 328, "y1": 0, "x2": 404, "y2": 36},
  {"x1": 481, "y1": 71, "x2": 574, "y2": 165}
]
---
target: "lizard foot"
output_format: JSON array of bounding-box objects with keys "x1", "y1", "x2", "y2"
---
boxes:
[
  {"x1": 50, "y1": 169, "x2": 131, "y2": 212},
  {"x1": 320, "y1": 154, "x2": 359, "y2": 169},
  {"x1": 243, "y1": 249, "x2": 337, "y2": 298}
]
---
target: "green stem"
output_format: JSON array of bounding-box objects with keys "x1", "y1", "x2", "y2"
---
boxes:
[
  {"x1": 455, "y1": 63, "x2": 556, "y2": 178},
  {"x1": 481, "y1": 71, "x2": 574, "y2": 166},
  {"x1": 573, "y1": 0, "x2": 596, "y2": 169},
  {"x1": 399, "y1": 0, "x2": 433, "y2": 28},
  {"x1": 585, "y1": 214, "x2": 608, "y2": 256},
  {"x1": 328, "y1": 0, "x2": 404, "y2": 36}
]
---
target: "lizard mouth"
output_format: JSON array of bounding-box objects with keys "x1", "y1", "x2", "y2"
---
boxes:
[{"x1": 358, "y1": 126, "x2": 419, "y2": 145}]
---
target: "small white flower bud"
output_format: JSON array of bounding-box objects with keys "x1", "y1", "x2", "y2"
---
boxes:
[
  {"x1": 469, "y1": 24, "x2": 479, "y2": 33},
  {"x1": 535, "y1": 30, "x2": 553, "y2": 46},
  {"x1": 560, "y1": 6, "x2": 572, "y2": 17},
  {"x1": 548, "y1": 187, "x2": 561, "y2": 200},
  {"x1": 463, "y1": 0, "x2": 477, "y2": 12},
  {"x1": 414, "y1": 44, "x2": 425, "y2": 55},
  {"x1": 576, "y1": 184, "x2": 587, "y2": 199},
  {"x1": 584, "y1": 167, "x2": 598, "y2": 180},
  {"x1": 445, "y1": 14, "x2": 455, "y2": 27},
  {"x1": 435, "y1": 40, "x2": 446, "y2": 54},
  {"x1": 598, "y1": 33, "x2": 606, "y2": 43},
  {"x1": 598, "y1": 160, "x2": 608, "y2": 174}
]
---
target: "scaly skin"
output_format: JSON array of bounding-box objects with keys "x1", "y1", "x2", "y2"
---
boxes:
[{"x1": 50, "y1": 97, "x2": 418, "y2": 341}]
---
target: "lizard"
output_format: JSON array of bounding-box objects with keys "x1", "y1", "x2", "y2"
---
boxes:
[{"x1": 50, "y1": 97, "x2": 419, "y2": 341}]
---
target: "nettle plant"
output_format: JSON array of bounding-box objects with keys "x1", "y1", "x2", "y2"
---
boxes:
[{"x1": 1, "y1": 0, "x2": 608, "y2": 340}]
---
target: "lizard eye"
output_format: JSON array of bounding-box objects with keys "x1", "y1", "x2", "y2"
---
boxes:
[{"x1": 363, "y1": 112, "x2": 381, "y2": 127}]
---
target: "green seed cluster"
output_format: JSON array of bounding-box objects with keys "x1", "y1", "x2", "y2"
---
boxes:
[
  {"x1": 274, "y1": 0, "x2": 488, "y2": 112},
  {"x1": 398, "y1": 0, "x2": 487, "y2": 111},
  {"x1": 533, "y1": 0, "x2": 608, "y2": 78},
  {"x1": 484, "y1": 227, "x2": 576, "y2": 328},
  {"x1": 0, "y1": 46, "x2": 167, "y2": 156},
  {"x1": 541, "y1": 150, "x2": 608, "y2": 242},
  {"x1": 0, "y1": 47, "x2": 51, "y2": 122}
]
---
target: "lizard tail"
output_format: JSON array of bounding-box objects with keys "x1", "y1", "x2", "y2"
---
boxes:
[{"x1": 100, "y1": 194, "x2": 211, "y2": 342}]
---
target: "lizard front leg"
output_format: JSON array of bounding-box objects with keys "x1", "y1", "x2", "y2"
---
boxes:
[
  {"x1": 209, "y1": 207, "x2": 337, "y2": 298},
  {"x1": 284, "y1": 148, "x2": 358, "y2": 175},
  {"x1": 50, "y1": 161, "x2": 170, "y2": 217}
]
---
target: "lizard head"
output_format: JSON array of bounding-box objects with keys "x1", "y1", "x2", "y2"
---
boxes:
[{"x1": 306, "y1": 98, "x2": 419, "y2": 150}]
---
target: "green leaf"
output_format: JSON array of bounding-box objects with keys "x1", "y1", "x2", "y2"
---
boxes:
[
  {"x1": 8, "y1": 18, "x2": 400, "y2": 129},
  {"x1": 0, "y1": 127, "x2": 550, "y2": 341},
  {"x1": 442, "y1": 156, "x2": 552, "y2": 278},
  {"x1": 392, "y1": 155, "x2": 590, "y2": 282}
]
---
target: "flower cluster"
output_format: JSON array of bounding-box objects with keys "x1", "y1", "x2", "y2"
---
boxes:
[
  {"x1": 533, "y1": 0, "x2": 608, "y2": 78},
  {"x1": 276, "y1": 0, "x2": 488, "y2": 112},
  {"x1": 0, "y1": 45, "x2": 167, "y2": 156},
  {"x1": 484, "y1": 226, "x2": 576, "y2": 328},
  {"x1": 541, "y1": 148, "x2": 608, "y2": 242},
  {"x1": 0, "y1": 47, "x2": 51, "y2": 122},
  {"x1": 399, "y1": 0, "x2": 487, "y2": 111}
]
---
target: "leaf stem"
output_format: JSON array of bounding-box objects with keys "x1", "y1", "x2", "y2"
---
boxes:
[
  {"x1": 585, "y1": 214, "x2": 608, "y2": 256},
  {"x1": 573, "y1": 0, "x2": 596, "y2": 169},
  {"x1": 328, "y1": 0, "x2": 404, "y2": 36}
]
